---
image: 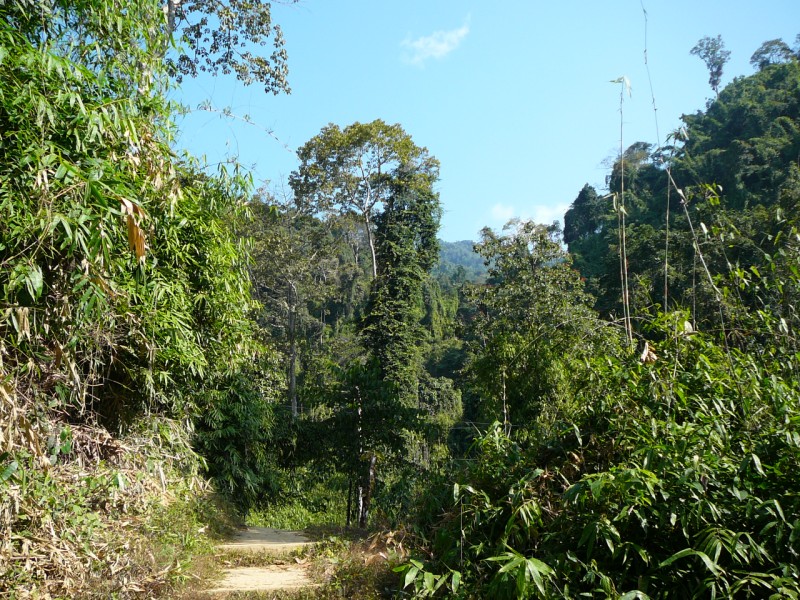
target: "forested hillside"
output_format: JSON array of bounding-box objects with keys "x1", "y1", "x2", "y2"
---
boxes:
[
  {"x1": 2, "y1": 2, "x2": 800, "y2": 598},
  {"x1": 434, "y1": 240, "x2": 489, "y2": 282},
  {"x1": 565, "y1": 58, "x2": 800, "y2": 326}
]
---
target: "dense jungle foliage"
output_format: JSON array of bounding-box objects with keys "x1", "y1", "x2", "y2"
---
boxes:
[
  {"x1": 399, "y1": 46, "x2": 800, "y2": 599},
  {"x1": 2, "y1": 1, "x2": 800, "y2": 598},
  {"x1": 0, "y1": 0, "x2": 284, "y2": 596}
]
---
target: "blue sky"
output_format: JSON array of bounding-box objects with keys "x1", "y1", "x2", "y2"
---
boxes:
[{"x1": 173, "y1": 1, "x2": 799, "y2": 242}]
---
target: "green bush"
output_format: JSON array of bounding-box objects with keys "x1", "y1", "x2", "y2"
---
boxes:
[{"x1": 403, "y1": 313, "x2": 800, "y2": 598}]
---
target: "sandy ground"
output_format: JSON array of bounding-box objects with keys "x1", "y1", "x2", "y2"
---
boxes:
[
  {"x1": 206, "y1": 564, "x2": 316, "y2": 593},
  {"x1": 206, "y1": 528, "x2": 317, "y2": 595},
  {"x1": 216, "y1": 527, "x2": 314, "y2": 554}
]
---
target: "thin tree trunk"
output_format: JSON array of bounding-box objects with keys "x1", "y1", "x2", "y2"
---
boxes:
[
  {"x1": 355, "y1": 385, "x2": 365, "y2": 527},
  {"x1": 617, "y1": 78, "x2": 633, "y2": 344},
  {"x1": 346, "y1": 478, "x2": 353, "y2": 528},
  {"x1": 364, "y1": 211, "x2": 378, "y2": 278},
  {"x1": 288, "y1": 342, "x2": 297, "y2": 417},
  {"x1": 162, "y1": 0, "x2": 181, "y2": 54},
  {"x1": 359, "y1": 453, "x2": 377, "y2": 528},
  {"x1": 357, "y1": 484, "x2": 364, "y2": 527},
  {"x1": 287, "y1": 282, "x2": 298, "y2": 418},
  {"x1": 501, "y1": 369, "x2": 510, "y2": 435},
  {"x1": 165, "y1": 0, "x2": 179, "y2": 33}
]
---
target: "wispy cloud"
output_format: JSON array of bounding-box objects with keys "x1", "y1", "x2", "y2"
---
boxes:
[
  {"x1": 488, "y1": 202, "x2": 570, "y2": 229},
  {"x1": 530, "y1": 203, "x2": 570, "y2": 226},
  {"x1": 490, "y1": 203, "x2": 516, "y2": 223},
  {"x1": 401, "y1": 18, "x2": 470, "y2": 67}
]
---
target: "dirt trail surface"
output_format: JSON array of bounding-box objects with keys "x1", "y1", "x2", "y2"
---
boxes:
[
  {"x1": 217, "y1": 527, "x2": 314, "y2": 554},
  {"x1": 206, "y1": 564, "x2": 316, "y2": 594},
  {"x1": 206, "y1": 528, "x2": 318, "y2": 596}
]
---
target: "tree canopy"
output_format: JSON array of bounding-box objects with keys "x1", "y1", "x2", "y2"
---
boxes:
[
  {"x1": 166, "y1": 0, "x2": 294, "y2": 94},
  {"x1": 690, "y1": 34, "x2": 731, "y2": 96},
  {"x1": 290, "y1": 120, "x2": 439, "y2": 278}
]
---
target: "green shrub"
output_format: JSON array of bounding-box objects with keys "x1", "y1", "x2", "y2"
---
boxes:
[{"x1": 403, "y1": 313, "x2": 800, "y2": 598}]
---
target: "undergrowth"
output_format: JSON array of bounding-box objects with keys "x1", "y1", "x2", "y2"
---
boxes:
[
  {"x1": 0, "y1": 398, "x2": 238, "y2": 599},
  {"x1": 398, "y1": 312, "x2": 800, "y2": 598},
  {"x1": 247, "y1": 470, "x2": 349, "y2": 530}
]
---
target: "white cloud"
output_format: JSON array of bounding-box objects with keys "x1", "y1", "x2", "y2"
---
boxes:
[
  {"x1": 530, "y1": 202, "x2": 570, "y2": 226},
  {"x1": 488, "y1": 202, "x2": 570, "y2": 230},
  {"x1": 490, "y1": 203, "x2": 516, "y2": 223},
  {"x1": 401, "y1": 19, "x2": 470, "y2": 67}
]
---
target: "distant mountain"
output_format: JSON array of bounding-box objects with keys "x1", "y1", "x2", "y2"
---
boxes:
[{"x1": 434, "y1": 240, "x2": 488, "y2": 283}]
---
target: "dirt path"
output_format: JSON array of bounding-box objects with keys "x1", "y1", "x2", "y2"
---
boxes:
[
  {"x1": 205, "y1": 527, "x2": 317, "y2": 596},
  {"x1": 217, "y1": 527, "x2": 314, "y2": 555}
]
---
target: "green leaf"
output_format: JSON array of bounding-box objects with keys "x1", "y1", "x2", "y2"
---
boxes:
[
  {"x1": 771, "y1": 499, "x2": 786, "y2": 522},
  {"x1": 573, "y1": 423, "x2": 583, "y2": 447},
  {"x1": 659, "y1": 548, "x2": 696, "y2": 567},
  {"x1": 751, "y1": 453, "x2": 765, "y2": 476},
  {"x1": 1, "y1": 459, "x2": 19, "y2": 484},
  {"x1": 659, "y1": 548, "x2": 721, "y2": 576},
  {"x1": 496, "y1": 554, "x2": 523, "y2": 573},
  {"x1": 731, "y1": 486, "x2": 748, "y2": 501},
  {"x1": 403, "y1": 565, "x2": 419, "y2": 589},
  {"x1": 423, "y1": 571, "x2": 435, "y2": 591},
  {"x1": 25, "y1": 264, "x2": 44, "y2": 300},
  {"x1": 112, "y1": 472, "x2": 126, "y2": 491},
  {"x1": 451, "y1": 570, "x2": 461, "y2": 593},
  {"x1": 526, "y1": 557, "x2": 554, "y2": 594}
]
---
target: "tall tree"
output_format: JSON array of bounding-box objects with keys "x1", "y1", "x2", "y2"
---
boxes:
[
  {"x1": 690, "y1": 35, "x2": 731, "y2": 97},
  {"x1": 750, "y1": 38, "x2": 795, "y2": 70},
  {"x1": 248, "y1": 191, "x2": 337, "y2": 417},
  {"x1": 563, "y1": 184, "x2": 605, "y2": 246},
  {"x1": 289, "y1": 120, "x2": 439, "y2": 278},
  {"x1": 352, "y1": 161, "x2": 443, "y2": 526},
  {"x1": 467, "y1": 221, "x2": 617, "y2": 429},
  {"x1": 362, "y1": 164, "x2": 441, "y2": 402}
]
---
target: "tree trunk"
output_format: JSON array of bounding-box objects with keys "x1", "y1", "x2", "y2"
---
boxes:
[
  {"x1": 357, "y1": 483, "x2": 365, "y2": 527},
  {"x1": 162, "y1": 0, "x2": 182, "y2": 55},
  {"x1": 346, "y1": 478, "x2": 353, "y2": 528},
  {"x1": 355, "y1": 385, "x2": 365, "y2": 526},
  {"x1": 288, "y1": 342, "x2": 297, "y2": 417},
  {"x1": 364, "y1": 211, "x2": 378, "y2": 278},
  {"x1": 165, "y1": 0, "x2": 179, "y2": 33},
  {"x1": 359, "y1": 453, "x2": 377, "y2": 528},
  {"x1": 287, "y1": 282, "x2": 298, "y2": 418}
]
